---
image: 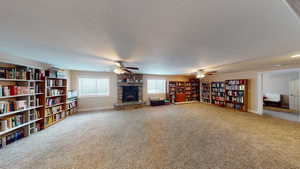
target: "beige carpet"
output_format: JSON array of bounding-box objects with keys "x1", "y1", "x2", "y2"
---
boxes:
[{"x1": 0, "y1": 103, "x2": 300, "y2": 169}]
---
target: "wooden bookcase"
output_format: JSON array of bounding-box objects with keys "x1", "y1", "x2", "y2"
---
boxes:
[
  {"x1": 225, "y1": 79, "x2": 248, "y2": 112},
  {"x1": 66, "y1": 97, "x2": 78, "y2": 116},
  {"x1": 211, "y1": 82, "x2": 225, "y2": 106},
  {"x1": 44, "y1": 77, "x2": 67, "y2": 128},
  {"x1": 0, "y1": 63, "x2": 78, "y2": 149},
  {"x1": 200, "y1": 82, "x2": 211, "y2": 103},
  {"x1": 168, "y1": 79, "x2": 200, "y2": 104},
  {"x1": 0, "y1": 63, "x2": 45, "y2": 148}
]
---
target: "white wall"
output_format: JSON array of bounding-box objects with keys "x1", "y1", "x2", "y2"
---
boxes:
[
  {"x1": 71, "y1": 71, "x2": 118, "y2": 111},
  {"x1": 263, "y1": 72, "x2": 299, "y2": 95}
]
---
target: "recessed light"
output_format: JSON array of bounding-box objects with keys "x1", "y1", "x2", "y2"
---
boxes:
[{"x1": 291, "y1": 54, "x2": 300, "y2": 58}]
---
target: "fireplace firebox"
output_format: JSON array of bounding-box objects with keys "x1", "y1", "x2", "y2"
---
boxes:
[{"x1": 122, "y1": 86, "x2": 139, "y2": 102}]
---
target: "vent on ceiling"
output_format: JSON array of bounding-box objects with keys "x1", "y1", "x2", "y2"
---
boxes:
[{"x1": 286, "y1": 0, "x2": 300, "y2": 18}]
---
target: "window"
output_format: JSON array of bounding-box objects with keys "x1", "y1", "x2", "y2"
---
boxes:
[
  {"x1": 78, "y1": 78, "x2": 109, "y2": 96},
  {"x1": 147, "y1": 79, "x2": 166, "y2": 94}
]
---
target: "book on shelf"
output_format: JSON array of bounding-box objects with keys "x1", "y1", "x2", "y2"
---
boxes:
[
  {"x1": 46, "y1": 97, "x2": 62, "y2": 106},
  {"x1": 47, "y1": 89, "x2": 64, "y2": 97},
  {"x1": 0, "y1": 100, "x2": 28, "y2": 114},
  {"x1": 29, "y1": 109, "x2": 41, "y2": 121},
  {"x1": 45, "y1": 105, "x2": 63, "y2": 116},
  {"x1": 5, "y1": 129, "x2": 24, "y2": 145},
  {"x1": 47, "y1": 79, "x2": 65, "y2": 87},
  {"x1": 0, "y1": 85, "x2": 30, "y2": 96},
  {"x1": 0, "y1": 114, "x2": 25, "y2": 131}
]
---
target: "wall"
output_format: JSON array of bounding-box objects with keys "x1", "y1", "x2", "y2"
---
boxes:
[
  {"x1": 143, "y1": 74, "x2": 191, "y2": 104},
  {"x1": 70, "y1": 71, "x2": 193, "y2": 111},
  {"x1": 263, "y1": 74, "x2": 290, "y2": 95},
  {"x1": 204, "y1": 71, "x2": 258, "y2": 113},
  {"x1": 71, "y1": 71, "x2": 118, "y2": 111}
]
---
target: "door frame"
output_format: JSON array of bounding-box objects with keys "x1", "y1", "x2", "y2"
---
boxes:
[{"x1": 257, "y1": 68, "x2": 300, "y2": 116}]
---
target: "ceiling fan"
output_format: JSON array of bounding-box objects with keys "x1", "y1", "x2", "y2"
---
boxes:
[
  {"x1": 195, "y1": 69, "x2": 217, "y2": 78},
  {"x1": 113, "y1": 61, "x2": 139, "y2": 74}
]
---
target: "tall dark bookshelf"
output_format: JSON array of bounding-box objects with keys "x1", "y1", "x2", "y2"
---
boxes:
[
  {"x1": 211, "y1": 82, "x2": 225, "y2": 106},
  {"x1": 200, "y1": 82, "x2": 211, "y2": 103},
  {"x1": 168, "y1": 79, "x2": 200, "y2": 104},
  {"x1": 225, "y1": 79, "x2": 248, "y2": 112}
]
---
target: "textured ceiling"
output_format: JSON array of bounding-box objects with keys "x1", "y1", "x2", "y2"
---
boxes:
[{"x1": 0, "y1": 0, "x2": 300, "y2": 74}]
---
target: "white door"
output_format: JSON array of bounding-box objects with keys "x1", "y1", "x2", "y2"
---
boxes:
[{"x1": 289, "y1": 79, "x2": 300, "y2": 111}]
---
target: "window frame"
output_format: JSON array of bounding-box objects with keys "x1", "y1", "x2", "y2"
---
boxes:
[
  {"x1": 78, "y1": 78, "x2": 110, "y2": 97},
  {"x1": 147, "y1": 79, "x2": 167, "y2": 94}
]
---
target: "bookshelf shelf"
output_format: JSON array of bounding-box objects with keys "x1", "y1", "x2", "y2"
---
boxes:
[
  {"x1": 0, "y1": 118, "x2": 43, "y2": 136},
  {"x1": 0, "y1": 79, "x2": 43, "y2": 82},
  {"x1": 46, "y1": 95, "x2": 66, "y2": 98},
  {"x1": 0, "y1": 93, "x2": 44, "y2": 99},
  {"x1": 45, "y1": 103, "x2": 65, "y2": 108},
  {"x1": 47, "y1": 86, "x2": 67, "y2": 88},
  {"x1": 0, "y1": 106, "x2": 43, "y2": 118}
]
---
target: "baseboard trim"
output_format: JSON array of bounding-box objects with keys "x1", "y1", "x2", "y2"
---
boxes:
[
  {"x1": 248, "y1": 109, "x2": 260, "y2": 115},
  {"x1": 78, "y1": 107, "x2": 114, "y2": 112}
]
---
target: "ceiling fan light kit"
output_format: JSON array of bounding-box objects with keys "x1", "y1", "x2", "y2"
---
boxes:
[{"x1": 113, "y1": 61, "x2": 139, "y2": 74}]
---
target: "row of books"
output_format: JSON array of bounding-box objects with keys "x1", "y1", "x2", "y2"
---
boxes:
[
  {"x1": 0, "y1": 67, "x2": 43, "y2": 80},
  {"x1": 212, "y1": 82, "x2": 225, "y2": 88},
  {"x1": 0, "y1": 67, "x2": 26, "y2": 80},
  {"x1": 226, "y1": 103, "x2": 244, "y2": 110},
  {"x1": 211, "y1": 88, "x2": 225, "y2": 93},
  {"x1": 225, "y1": 85, "x2": 246, "y2": 91},
  {"x1": 47, "y1": 79, "x2": 65, "y2": 87},
  {"x1": 46, "y1": 97, "x2": 62, "y2": 107},
  {"x1": 45, "y1": 112, "x2": 65, "y2": 126},
  {"x1": 47, "y1": 89, "x2": 64, "y2": 97},
  {"x1": 0, "y1": 114, "x2": 25, "y2": 131},
  {"x1": 0, "y1": 86, "x2": 30, "y2": 96},
  {"x1": 45, "y1": 105, "x2": 62, "y2": 117},
  {"x1": 227, "y1": 80, "x2": 246, "y2": 85},
  {"x1": 67, "y1": 102, "x2": 76, "y2": 109},
  {"x1": 0, "y1": 100, "x2": 27, "y2": 114},
  {"x1": 226, "y1": 96, "x2": 244, "y2": 103},
  {"x1": 227, "y1": 91, "x2": 244, "y2": 97},
  {"x1": 5, "y1": 130, "x2": 25, "y2": 145},
  {"x1": 29, "y1": 109, "x2": 41, "y2": 120}
]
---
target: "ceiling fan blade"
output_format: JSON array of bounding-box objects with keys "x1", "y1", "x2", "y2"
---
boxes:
[
  {"x1": 125, "y1": 67, "x2": 139, "y2": 70},
  {"x1": 123, "y1": 68, "x2": 132, "y2": 73},
  {"x1": 205, "y1": 71, "x2": 217, "y2": 75}
]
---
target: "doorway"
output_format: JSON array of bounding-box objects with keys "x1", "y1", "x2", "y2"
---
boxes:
[{"x1": 259, "y1": 69, "x2": 300, "y2": 122}]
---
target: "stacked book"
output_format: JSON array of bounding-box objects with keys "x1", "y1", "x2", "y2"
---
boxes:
[{"x1": 0, "y1": 100, "x2": 27, "y2": 114}]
